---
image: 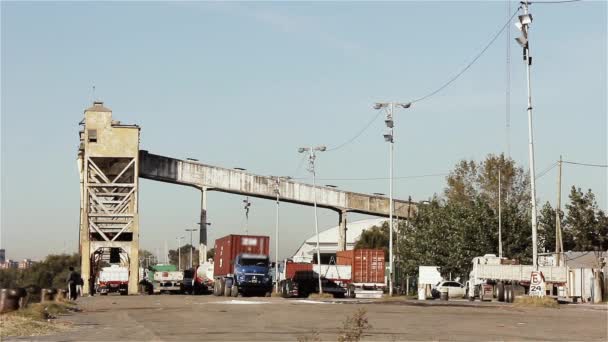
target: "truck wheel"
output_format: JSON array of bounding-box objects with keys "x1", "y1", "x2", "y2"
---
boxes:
[
  {"x1": 348, "y1": 284, "x2": 356, "y2": 299},
  {"x1": 497, "y1": 282, "x2": 505, "y2": 302},
  {"x1": 219, "y1": 279, "x2": 226, "y2": 296},
  {"x1": 231, "y1": 286, "x2": 238, "y2": 297},
  {"x1": 213, "y1": 282, "x2": 219, "y2": 296},
  {"x1": 224, "y1": 283, "x2": 231, "y2": 297},
  {"x1": 505, "y1": 285, "x2": 512, "y2": 303}
]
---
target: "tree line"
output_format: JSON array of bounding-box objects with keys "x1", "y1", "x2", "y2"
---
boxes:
[{"x1": 356, "y1": 153, "x2": 607, "y2": 280}]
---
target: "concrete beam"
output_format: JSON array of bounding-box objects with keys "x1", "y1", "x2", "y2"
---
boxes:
[{"x1": 139, "y1": 151, "x2": 417, "y2": 218}]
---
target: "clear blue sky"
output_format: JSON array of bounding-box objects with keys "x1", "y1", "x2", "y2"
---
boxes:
[{"x1": 1, "y1": 1, "x2": 606, "y2": 261}]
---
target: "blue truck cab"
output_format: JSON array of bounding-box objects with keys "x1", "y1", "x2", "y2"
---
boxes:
[{"x1": 229, "y1": 253, "x2": 273, "y2": 297}]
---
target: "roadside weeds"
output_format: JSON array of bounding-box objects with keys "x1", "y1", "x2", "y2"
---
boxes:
[{"x1": 0, "y1": 301, "x2": 77, "y2": 338}]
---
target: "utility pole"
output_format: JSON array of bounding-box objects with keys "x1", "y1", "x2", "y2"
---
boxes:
[
  {"x1": 515, "y1": 1, "x2": 538, "y2": 268},
  {"x1": 164, "y1": 241, "x2": 168, "y2": 264},
  {"x1": 298, "y1": 145, "x2": 326, "y2": 295},
  {"x1": 373, "y1": 101, "x2": 411, "y2": 296},
  {"x1": 176, "y1": 236, "x2": 184, "y2": 270},
  {"x1": 499, "y1": 169, "x2": 503, "y2": 258},
  {"x1": 556, "y1": 156, "x2": 564, "y2": 266},
  {"x1": 185, "y1": 228, "x2": 198, "y2": 269}
]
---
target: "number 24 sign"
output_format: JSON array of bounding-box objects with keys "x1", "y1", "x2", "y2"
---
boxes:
[{"x1": 529, "y1": 271, "x2": 546, "y2": 297}]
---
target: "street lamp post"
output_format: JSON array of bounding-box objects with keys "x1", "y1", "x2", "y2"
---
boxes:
[
  {"x1": 515, "y1": 2, "x2": 538, "y2": 268},
  {"x1": 185, "y1": 228, "x2": 198, "y2": 269},
  {"x1": 373, "y1": 101, "x2": 411, "y2": 296},
  {"x1": 176, "y1": 236, "x2": 184, "y2": 270},
  {"x1": 298, "y1": 145, "x2": 326, "y2": 295}
]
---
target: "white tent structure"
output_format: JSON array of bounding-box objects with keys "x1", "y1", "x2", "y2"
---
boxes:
[{"x1": 291, "y1": 218, "x2": 388, "y2": 263}]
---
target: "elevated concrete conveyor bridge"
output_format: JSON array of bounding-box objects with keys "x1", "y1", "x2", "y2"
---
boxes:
[
  {"x1": 139, "y1": 151, "x2": 417, "y2": 264},
  {"x1": 78, "y1": 101, "x2": 417, "y2": 295}
]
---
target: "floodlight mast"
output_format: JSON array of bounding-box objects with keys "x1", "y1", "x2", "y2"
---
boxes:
[
  {"x1": 516, "y1": 1, "x2": 539, "y2": 269},
  {"x1": 298, "y1": 146, "x2": 326, "y2": 295},
  {"x1": 373, "y1": 101, "x2": 411, "y2": 296}
]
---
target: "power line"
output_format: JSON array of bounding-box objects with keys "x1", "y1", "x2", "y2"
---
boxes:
[
  {"x1": 536, "y1": 162, "x2": 558, "y2": 180},
  {"x1": 562, "y1": 160, "x2": 608, "y2": 168},
  {"x1": 326, "y1": 5, "x2": 522, "y2": 152},
  {"x1": 326, "y1": 110, "x2": 383, "y2": 152},
  {"x1": 410, "y1": 6, "x2": 522, "y2": 104}
]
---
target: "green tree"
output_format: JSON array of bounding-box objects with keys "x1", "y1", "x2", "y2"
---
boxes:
[
  {"x1": 354, "y1": 223, "x2": 389, "y2": 258},
  {"x1": 564, "y1": 187, "x2": 606, "y2": 251},
  {"x1": 206, "y1": 248, "x2": 215, "y2": 261},
  {"x1": 395, "y1": 154, "x2": 533, "y2": 280},
  {"x1": 168, "y1": 244, "x2": 199, "y2": 269}
]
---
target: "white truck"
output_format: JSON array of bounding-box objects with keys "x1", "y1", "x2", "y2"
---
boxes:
[
  {"x1": 96, "y1": 264, "x2": 129, "y2": 296},
  {"x1": 467, "y1": 254, "x2": 569, "y2": 302}
]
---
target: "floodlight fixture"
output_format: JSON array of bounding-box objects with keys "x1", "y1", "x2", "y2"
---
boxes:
[
  {"x1": 325, "y1": 184, "x2": 337, "y2": 188},
  {"x1": 234, "y1": 167, "x2": 246, "y2": 171},
  {"x1": 373, "y1": 192, "x2": 386, "y2": 196},
  {"x1": 515, "y1": 36, "x2": 528, "y2": 48},
  {"x1": 298, "y1": 147, "x2": 307, "y2": 153},
  {"x1": 383, "y1": 133, "x2": 393, "y2": 143},
  {"x1": 315, "y1": 146, "x2": 327, "y2": 152},
  {"x1": 398, "y1": 102, "x2": 412, "y2": 109},
  {"x1": 518, "y1": 14, "x2": 533, "y2": 26},
  {"x1": 186, "y1": 157, "x2": 199, "y2": 161},
  {"x1": 385, "y1": 119, "x2": 394, "y2": 128},
  {"x1": 373, "y1": 102, "x2": 387, "y2": 110}
]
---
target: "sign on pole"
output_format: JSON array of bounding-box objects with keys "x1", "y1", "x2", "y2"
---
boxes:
[{"x1": 529, "y1": 271, "x2": 546, "y2": 297}]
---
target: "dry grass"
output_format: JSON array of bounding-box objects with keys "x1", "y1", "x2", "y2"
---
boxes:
[
  {"x1": 514, "y1": 296, "x2": 560, "y2": 309},
  {"x1": 337, "y1": 308, "x2": 372, "y2": 342},
  {"x1": 0, "y1": 302, "x2": 75, "y2": 338},
  {"x1": 297, "y1": 308, "x2": 372, "y2": 342},
  {"x1": 297, "y1": 330, "x2": 321, "y2": 342}
]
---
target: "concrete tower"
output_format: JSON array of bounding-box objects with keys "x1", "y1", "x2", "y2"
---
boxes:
[{"x1": 77, "y1": 102, "x2": 140, "y2": 294}]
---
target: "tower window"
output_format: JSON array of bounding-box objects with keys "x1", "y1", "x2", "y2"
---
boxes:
[{"x1": 88, "y1": 129, "x2": 97, "y2": 143}]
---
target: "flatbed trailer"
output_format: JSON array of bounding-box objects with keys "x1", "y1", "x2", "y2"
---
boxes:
[{"x1": 467, "y1": 255, "x2": 571, "y2": 302}]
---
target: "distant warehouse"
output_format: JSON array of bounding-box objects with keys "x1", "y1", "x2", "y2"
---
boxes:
[{"x1": 291, "y1": 218, "x2": 387, "y2": 264}]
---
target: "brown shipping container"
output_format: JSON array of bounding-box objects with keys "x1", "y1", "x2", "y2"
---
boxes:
[
  {"x1": 284, "y1": 261, "x2": 313, "y2": 279},
  {"x1": 336, "y1": 249, "x2": 385, "y2": 284},
  {"x1": 213, "y1": 235, "x2": 270, "y2": 277}
]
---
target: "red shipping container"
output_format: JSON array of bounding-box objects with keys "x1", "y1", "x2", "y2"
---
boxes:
[
  {"x1": 336, "y1": 249, "x2": 385, "y2": 284},
  {"x1": 213, "y1": 234, "x2": 270, "y2": 277},
  {"x1": 283, "y1": 261, "x2": 313, "y2": 279}
]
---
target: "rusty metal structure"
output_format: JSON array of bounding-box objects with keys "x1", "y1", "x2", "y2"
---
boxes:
[{"x1": 78, "y1": 102, "x2": 417, "y2": 294}]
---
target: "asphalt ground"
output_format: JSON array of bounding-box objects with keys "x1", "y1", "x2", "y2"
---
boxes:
[{"x1": 8, "y1": 294, "x2": 608, "y2": 341}]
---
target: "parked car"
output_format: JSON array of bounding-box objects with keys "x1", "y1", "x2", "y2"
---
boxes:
[{"x1": 431, "y1": 281, "x2": 466, "y2": 299}]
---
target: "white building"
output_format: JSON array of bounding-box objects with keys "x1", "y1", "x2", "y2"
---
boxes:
[{"x1": 291, "y1": 218, "x2": 388, "y2": 263}]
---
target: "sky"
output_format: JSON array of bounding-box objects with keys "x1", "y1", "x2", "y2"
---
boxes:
[{"x1": 1, "y1": 1, "x2": 606, "y2": 262}]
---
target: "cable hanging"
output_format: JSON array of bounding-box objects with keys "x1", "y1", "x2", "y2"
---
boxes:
[
  {"x1": 410, "y1": 6, "x2": 522, "y2": 104},
  {"x1": 562, "y1": 160, "x2": 608, "y2": 168}
]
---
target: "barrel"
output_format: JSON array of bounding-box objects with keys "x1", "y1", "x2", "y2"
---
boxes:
[
  {"x1": 41, "y1": 288, "x2": 57, "y2": 302},
  {"x1": 25, "y1": 286, "x2": 42, "y2": 305},
  {"x1": 0, "y1": 288, "x2": 23, "y2": 313},
  {"x1": 440, "y1": 288, "x2": 449, "y2": 301}
]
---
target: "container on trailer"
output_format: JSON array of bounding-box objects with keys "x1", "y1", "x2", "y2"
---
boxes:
[
  {"x1": 337, "y1": 249, "x2": 385, "y2": 284},
  {"x1": 283, "y1": 261, "x2": 313, "y2": 280},
  {"x1": 214, "y1": 234, "x2": 270, "y2": 277}
]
